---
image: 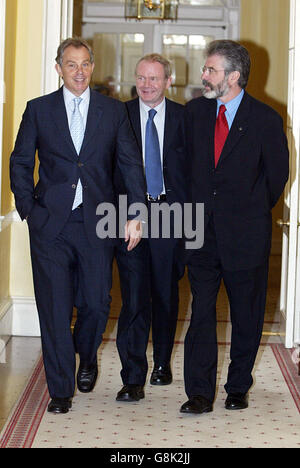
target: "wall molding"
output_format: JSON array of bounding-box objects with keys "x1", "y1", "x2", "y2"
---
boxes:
[
  {"x1": 0, "y1": 209, "x2": 21, "y2": 232},
  {"x1": 0, "y1": 296, "x2": 40, "y2": 338},
  {"x1": 11, "y1": 296, "x2": 40, "y2": 337}
]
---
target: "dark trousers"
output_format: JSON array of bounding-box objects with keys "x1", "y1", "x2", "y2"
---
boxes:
[
  {"x1": 29, "y1": 207, "x2": 114, "y2": 398},
  {"x1": 116, "y1": 239, "x2": 151, "y2": 386},
  {"x1": 116, "y1": 235, "x2": 185, "y2": 385},
  {"x1": 148, "y1": 236, "x2": 185, "y2": 365},
  {"x1": 185, "y1": 218, "x2": 269, "y2": 402}
]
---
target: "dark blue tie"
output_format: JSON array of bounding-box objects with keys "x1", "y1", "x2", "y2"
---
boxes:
[{"x1": 145, "y1": 109, "x2": 163, "y2": 198}]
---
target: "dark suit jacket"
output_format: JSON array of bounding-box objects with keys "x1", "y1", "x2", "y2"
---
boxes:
[
  {"x1": 185, "y1": 92, "x2": 289, "y2": 271},
  {"x1": 10, "y1": 87, "x2": 146, "y2": 246},
  {"x1": 115, "y1": 97, "x2": 189, "y2": 207}
]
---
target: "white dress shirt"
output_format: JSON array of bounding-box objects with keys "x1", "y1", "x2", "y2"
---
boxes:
[
  {"x1": 139, "y1": 97, "x2": 166, "y2": 194},
  {"x1": 63, "y1": 86, "x2": 90, "y2": 209},
  {"x1": 63, "y1": 85, "x2": 90, "y2": 129}
]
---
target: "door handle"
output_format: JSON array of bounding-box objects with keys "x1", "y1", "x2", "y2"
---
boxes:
[{"x1": 277, "y1": 219, "x2": 290, "y2": 227}]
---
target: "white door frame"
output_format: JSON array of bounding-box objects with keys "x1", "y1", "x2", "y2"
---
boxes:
[
  {"x1": 41, "y1": 0, "x2": 74, "y2": 95},
  {"x1": 280, "y1": 0, "x2": 300, "y2": 348}
]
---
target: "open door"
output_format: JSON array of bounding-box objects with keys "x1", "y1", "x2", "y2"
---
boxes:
[{"x1": 278, "y1": 0, "x2": 300, "y2": 350}]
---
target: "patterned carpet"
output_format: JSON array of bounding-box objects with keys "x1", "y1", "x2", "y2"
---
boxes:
[
  {"x1": 0, "y1": 261, "x2": 299, "y2": 448},
  {"x1": 0, "y1": 339, "x2": 299, "y2": 448}
]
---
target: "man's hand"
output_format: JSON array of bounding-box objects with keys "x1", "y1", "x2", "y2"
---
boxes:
[{"x1": 124, "y1": 220, "x2": 142, "y2": 251}]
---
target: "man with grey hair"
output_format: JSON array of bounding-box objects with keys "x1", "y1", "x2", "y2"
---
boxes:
[
  {"x1": 114, "y1": 53, "x2": 189, "y2": 402},
  {"x1": 10, "y1": 37, "x2": 146, "y2": 414},
  {"x1": 181, "y1": 40, "x2": 289, "y2": 414}
]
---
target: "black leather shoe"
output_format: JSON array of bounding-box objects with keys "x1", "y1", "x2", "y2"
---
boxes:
[
  {"x1": 180, "y1": 395, "x2": 213, "y2": 414},
  {"x1": 225, "y1": 393, "x2": 248, "y2": 410},
  {"x1": 77, "y1": 361, "x2": 98, "y2": 393},
  {"x1": 47, "y1": 398, "x2": 72, "y2": 414},
  {"x1": 116, "y1": 385, "x2": 145, "y2": 402},
  {"x1": 150, "y1": 364, "x2": 172, "y2": 386}
]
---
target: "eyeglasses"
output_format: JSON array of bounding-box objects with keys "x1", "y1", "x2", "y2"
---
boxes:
[{"x1": 201, "y1": 66, "x2": 225, "y2": 75}]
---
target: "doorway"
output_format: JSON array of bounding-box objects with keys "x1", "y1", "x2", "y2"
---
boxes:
[{"x1": 81, "y1": 22, "x2": 226, "y2": 103}]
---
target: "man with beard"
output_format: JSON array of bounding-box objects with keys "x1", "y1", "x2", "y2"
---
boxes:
[{"x1": 181, "y1": 40, "x2": 289, "y2": 414}]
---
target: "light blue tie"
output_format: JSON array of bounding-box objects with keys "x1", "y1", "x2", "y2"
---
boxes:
[
  {"x1": 70, "y1": 97, "x2": 84, "y2": 209},
  {"x1": 145, "y1": 109, "x2": 163, "y2": 199}
]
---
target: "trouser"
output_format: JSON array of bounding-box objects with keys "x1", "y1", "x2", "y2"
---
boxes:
[
  {"x1": 185, "y1": 219, "x2": 269, "y2": 401},
  {"x1": 29, "y1": 207, "x2": 114, "y2": 398},
  {"x1": 116, "y1": 234, "x2": 185, "y2": 384}
]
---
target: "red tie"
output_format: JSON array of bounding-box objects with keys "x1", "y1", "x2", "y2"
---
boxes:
[{"x1": 214, "y1": 104, "x2": 229, "y2": 167}]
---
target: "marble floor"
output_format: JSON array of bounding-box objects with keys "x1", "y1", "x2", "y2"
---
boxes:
[
  {"x1": 0, "y1": 254, "x2": 298, "y2": 446},
  {"x1": 0, "y1": 336, "x2": 41, "y2": 432}
]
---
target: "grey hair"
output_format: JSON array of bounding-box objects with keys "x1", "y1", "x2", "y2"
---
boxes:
[
  {"x1": 135, "y1": 53, "x2": 172, "y2": 79},
  {"x1": 205, "y1": 40, "x2": 251, "y2": 89}
]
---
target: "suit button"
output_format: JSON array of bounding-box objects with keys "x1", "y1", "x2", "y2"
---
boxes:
[
  {"x1": 213, "y1": 190, "x2": 217, "y2": 196},
  {"x1": 78, "y1": 162, "x2": 84, "y2": 167},
  {"x1": 72, "y1": 184, "x2": 76, "y2": 189}
]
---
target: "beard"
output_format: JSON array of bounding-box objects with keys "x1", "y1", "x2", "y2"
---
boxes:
[{"x1": 201, "y1": 77, "x2": 230, "y2": 99}]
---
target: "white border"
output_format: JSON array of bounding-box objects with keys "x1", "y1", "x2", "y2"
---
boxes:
[{"x1": 0, "y1": 0, "x2": 6, "y2": 230}]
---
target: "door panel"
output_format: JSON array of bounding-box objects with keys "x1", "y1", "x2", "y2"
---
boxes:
[{"x1": 82, "y1": 22, "x2": 224, "y2": 103}]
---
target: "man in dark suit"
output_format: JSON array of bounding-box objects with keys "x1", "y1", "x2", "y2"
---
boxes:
[
  {"x1": 10, "y1": 38, "x2": 146, "y2": 414},
  {"x1": 115, "y1": 54, "x2": 189, "y2": 402},
  {"x1": 181, "y1": 40, "x2": 289, "y2": 414}
]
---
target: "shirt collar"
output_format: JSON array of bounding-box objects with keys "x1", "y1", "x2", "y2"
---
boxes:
[
  {"x1": 139, "y1": 97, "x2": 166, "y2": 116},
  {"x1": 63, "y1": 86, "x2": 90, "y2": 106},
  {"x1": 217, "y1": 89, "x2": 244, "y2": 116}
]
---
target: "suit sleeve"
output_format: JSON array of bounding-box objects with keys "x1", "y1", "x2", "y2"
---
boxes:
[
  {"x1": 10, "y1": 102, "x2": 37, "y2": 220},
  {"x1": 262, "y1": 111, "x2": 289, "y2": 208},
  {"x1": 115, "y1": 102, "x2": 146, "y2": 208}
]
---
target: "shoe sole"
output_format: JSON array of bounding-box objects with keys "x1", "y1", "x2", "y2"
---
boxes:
[
  {"x1": 150, "y1": 379, "x2": 172, "y2": 386},
  {"x1": 116, "y1": 393, "x2": 145, "y2": 402},
  {"x1": 225, "y1": 404, "x2": 248, "y2": 410},
  {"x1": 47, "y1": 402, "x2": 72, "y2": 414},
  {"x1": 180, "y1": 406, "x2": 213, "y2": 415}
]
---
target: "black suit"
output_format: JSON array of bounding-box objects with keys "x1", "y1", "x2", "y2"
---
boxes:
[
  {"x1": 115, "y1": 97, "x2": 189, "y2": 385},
  {"x1": 184, "y1": 92, "x2": 289, "y2": 401},
  {"x1": 10, "y1": 87, "x2": 146, "y2": 398}
]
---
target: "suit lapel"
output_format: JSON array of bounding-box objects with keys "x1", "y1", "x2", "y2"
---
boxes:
[
  {"x1": 80, "y1": 90, "x2": 103, "y2": 158},
  {"x1": 51, "y1": 88, "x2": 104, "y2": 161},
  {"x1": 127, "y1": 98, "x2": 142, "y2": 152},
  {"x1": 51, "y1": 88, "x2": 77, "y2": 160},
  {"x1": 206, "y1": 99, "x2": 218, "y2": 169},
  {"x1": 217, "y1": 92, "x2": 250, "y2": 166},
  {"x1": 163, "y1": 99, "x2": 177, "y2": 160}
]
